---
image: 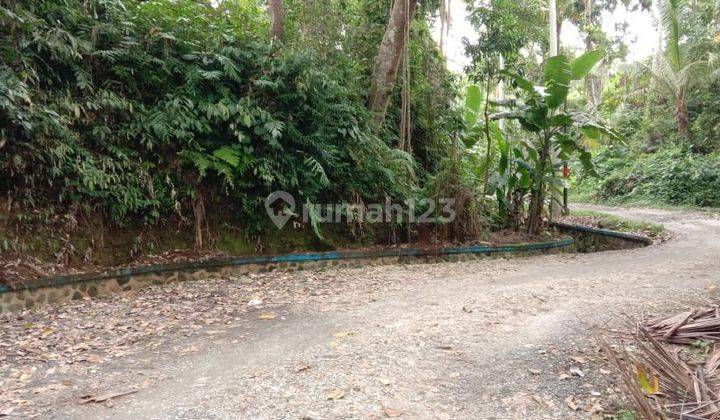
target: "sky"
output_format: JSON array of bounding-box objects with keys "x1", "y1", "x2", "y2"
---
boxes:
[{"x1": 433, "y1": 1, "x2": 660, "y2": 72}]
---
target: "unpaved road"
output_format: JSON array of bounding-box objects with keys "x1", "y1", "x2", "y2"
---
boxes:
[{"x1": 1, "y1": 205, "x2": 719, "y2": 419}]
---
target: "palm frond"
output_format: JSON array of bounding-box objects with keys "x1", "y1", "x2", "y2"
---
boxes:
[{"x1": 659, "y1": 0, "x2": 685, "y2": 71}]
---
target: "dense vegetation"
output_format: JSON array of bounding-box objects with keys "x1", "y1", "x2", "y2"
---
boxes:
[
  {"x1": 571, "y1": 0, "x2": 720, "y2": 207},
  {"x1": 0, "y1": 0, "x2": 463, "y2": 259},
  {"x1": 1, "y1": 0, "x2": 718, "y2": 267}
]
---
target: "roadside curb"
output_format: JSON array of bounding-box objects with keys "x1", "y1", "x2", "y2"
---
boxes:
[
  {"x1": 0, "y1": 238, "x2": 573, "y2": 314},
  {"x1": 550, "y1": 221, "x2": 654, "y2": 251}
]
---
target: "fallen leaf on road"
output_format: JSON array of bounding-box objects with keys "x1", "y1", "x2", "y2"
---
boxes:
[
  {"x1": 326, "y1": 388, "x2": 345, "y2": 400},
  {"x1": 84, "y1": 354, "x2": 103, "y2": 364},
  {"x1": 565, "y1": 396, "x2": 580, "y2": 411},
  {"x1": 79, "y1": 389, "x2": 138, "y2": 404},
  {"x1": 295, "y1": 363, "x2": 311, "y2": 373},
  {"x1": 529, "y1": 369, "x2": 541, "y2": 375},
  {"x1": 247, "y1": 298, "x2": 263, "y2": 307},
  {"x1": 258, "y1": 312, "x2": 277, "y2": 320},
  {"x1": 570, "y1": 366, "x2": 585, "y2": 377},
  {"x1": 379, "y1": 378, "x2": 392, "y2": 386},
  {"x1": 462, "y1": 305, "x2": 473, "y2": 313},
  {"x1": 383, "y1": 406, "x2": 403, "y2": 417}
]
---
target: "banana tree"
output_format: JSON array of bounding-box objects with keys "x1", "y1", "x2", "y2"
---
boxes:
[
  {"x1": 462, "y1": 83, "x2": 505, "y2": 193},
  {"x1": 493, "y1": 50, "x2": 619, "y2": 234}
]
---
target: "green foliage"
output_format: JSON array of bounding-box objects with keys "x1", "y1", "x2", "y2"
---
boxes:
[
  {"x1": 570, "y1": 209, "x2": 665, "y2": 236},
  {"x1": 572, "y1": 146, "x2": 720, "y2": 208},
  {"x1": 573, "y1": 0, "x2": 720, "y2": 208},
  {"x1": 570, "y1": 49, "x2": 605, "y2": 81},
  {"x1": 0, "y1": 0, "x2": 459, "y2": 242},
  {"x1": 492, "y1": 51, "x2": 615, "y2": 232},
  {"x1": 464, "y1": 0, "x2": 545, "y2": 74}
]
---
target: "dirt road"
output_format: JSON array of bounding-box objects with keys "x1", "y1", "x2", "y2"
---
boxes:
[{"x1": 2, "y1": 205, "x2": 719, "y2": 419}]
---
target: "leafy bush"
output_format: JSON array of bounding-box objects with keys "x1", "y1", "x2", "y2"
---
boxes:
[
  {"x1": 1, "y1": 0, "x2": 456, "y2": 245},
  {"x1": 572, "y1": 146, "x2": 720, "y2": 208}
]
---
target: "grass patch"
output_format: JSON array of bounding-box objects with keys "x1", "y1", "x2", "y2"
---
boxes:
[
  {"x1": 568, "y1": 193, "x2": 720, "y2": 213},
  {"x1": 566, "y1": 209, "x2": 666, "y2": 237}
]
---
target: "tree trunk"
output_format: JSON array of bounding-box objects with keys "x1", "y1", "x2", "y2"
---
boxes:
[
  {"x1": 482, "y1": 76, "x2": 492, "y2": 195},
  {"x1": 549, "y1": 0, "x2": 558, "y2": 56},
  {"x1": 192, "y1": 187, "x2": 207, "y2": 249},
  {"x1": 526, "y1": 135, "x2": 550, "y2": 235},
  {"x1": 582, "y1": 0, "x2": 602, "y2": 106},
  {"x1": 368, "y1": 0, "x2": 417, "y2": 130},
  {"x1": 676, "y1": 88, "x2": 689, "y2": 139},
  {"x1": 268, "y1": 0, "x2": 284, "y2": 41}
]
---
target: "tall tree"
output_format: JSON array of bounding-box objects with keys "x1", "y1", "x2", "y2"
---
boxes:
[
  {"x1": 651, "y1": 0, "x2": 719, "y2": 139},
  {"x1": 465, "y1": 0, "x2": 544, "y2": 193},
  {"x1": 367, "y1": 0, "x2": 418, "y2": 130},
  {"x1": 268, "y1": 0, "x2": 284, "y2": 41}
]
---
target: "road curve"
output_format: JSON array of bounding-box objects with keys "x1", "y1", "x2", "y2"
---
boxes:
[{"x1": 9, "y1": 205, "x2": 720, "y2": 419}]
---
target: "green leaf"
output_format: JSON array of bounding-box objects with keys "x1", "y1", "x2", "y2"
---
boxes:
[
  {"x1": 521, "y1": 105, "x2": 549, "y2": 131},
  {"x1": 502, "y1": 70, "x2": 535, "y2": 94},
  {"x1": 550, "y1": 114, "x2": 574, "y2": 127},
  {"x1": 306, "y1": 198, "x2": 325, "y2": 240},
  {"x1": 570, "y1": 49, "x2": 604, "y2": 80},
  {"x1": 580, "y1": 125, "x2": 601, "y2": 140},
  {"x1": 497, "y1": 132, "x2": 510, "y2": 173},
  {"x1": 465, "y1": 84, "x2": 483, "y2": 115},
  {"x1": 519, "y1": 170, "x2": 533, "y2": 188},
  {"x1": 213, "y1": 146, "x2": 240, "y2": 168},
  {"x1": 545, "y1": 55, "x2": 572, "y2": 85},
  {"x1": 578, "y1": 150, "x2": 597, "y2": 177},
  {"x1": 462, "y1": 133, "x2": 480, "y2": 149},
  {"x1": 580, "y1": 122, "x2": 621, "y2": 141},
  {"x1": 463, "y1": 84, "x2": 483, "y2": 128},
  {"x1": 544, "y1": 55, "x2": 571, "y2": 109}
]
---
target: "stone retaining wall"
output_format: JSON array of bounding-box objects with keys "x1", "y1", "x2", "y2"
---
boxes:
[
  {"x1": 0, "y1": 239, "x2": 574, "y2": 314},
  {"x1": 550, "y1": 222, "x2": 654, "y2": 253}
]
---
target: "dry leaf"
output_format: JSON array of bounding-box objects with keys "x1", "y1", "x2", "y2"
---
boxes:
[
  {"x1": 295, "y1": 363, "x2": 311, "y2": 373},
  {"x1": 247, "y1": 298, "x2": 263, "y2": 307},
  {"x1": 569, "y1": 366, "x2": 585, "y2": 377},
  {"x1": 379, "y1": 378, "x2": 392, "y2": 386},
  {"x1": 383, "y1": 406, "x2": 403, "y2": 417},
  {"x1": 326, "y1": 388, "x2": 345, "y2": 400},
  {"x1": 79, "y1": 389, "x2": 138, "y2": 404},
  {"x1": 570, "y1": 356, "x2": 587, "y2": 364},
  {"x1": 635, "y1": 362, "x2": 660, "y2": 395},
  {"x1": 84, "y1": 354, "x2": 103, "y2": 364},
  {"x1": 258, "y1": 312, "x2": 277, "y2": 320},
  {"x1": 565, "y1": 396, "x2": 579, "y2": 411}
]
